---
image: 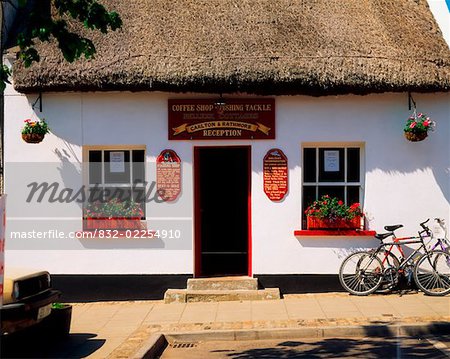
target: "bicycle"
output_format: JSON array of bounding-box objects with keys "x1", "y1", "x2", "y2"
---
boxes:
[
  {"x1": 339, "y1": 219, "x2": 450, "y2": 296},
  {"x1": 433, "y1": 218, "x2": 450, "y2": 254},
  {"x1": 375, "y1": 218, "x2": 449, "y2": 293}
]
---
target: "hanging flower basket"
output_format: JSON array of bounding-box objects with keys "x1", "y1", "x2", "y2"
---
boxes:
[
  {"x1": 21, "y1": 118, "x2": 50, "y2": 144},
  {"x1": 404, "y1": 131, "x2": 427, "y2": 142},
  {"x1": 403, "y1": 112, "x2": 435, "y2": 142},
  {"x1": 22, "y1": 133, "x2": 45, "y2": 143}
]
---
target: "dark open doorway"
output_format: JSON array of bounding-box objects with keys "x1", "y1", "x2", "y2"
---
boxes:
[{"x1": 194, "y1": 146, "x2": 251, "y2": 277}]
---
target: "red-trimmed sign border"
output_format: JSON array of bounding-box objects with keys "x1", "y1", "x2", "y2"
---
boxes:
[
  {"x1": 263, "y1": 148, "x2": 288, "y2": 201},
  {"x1": 156, "y1": 149, "x2": 182, "y2": 202}
]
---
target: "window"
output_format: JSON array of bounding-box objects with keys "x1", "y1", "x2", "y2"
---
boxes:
[
  {"x1": 84, "y1": 146, "x2": 146, "y2": 218},
  {"x1": 302, "y1": 144, "x2": 363, "y2": 229}
]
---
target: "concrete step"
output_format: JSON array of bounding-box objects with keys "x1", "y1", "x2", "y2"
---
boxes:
[
  {"x1": 164, "y1": 288, "x2": 280, "y2": 303},
  {"x1": 187, "y1": 276, "x2": 258, "y2": 291}
]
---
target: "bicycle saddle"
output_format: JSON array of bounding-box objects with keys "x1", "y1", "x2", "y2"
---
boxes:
[
  {"x1": 375, "y1": 232, "x2": 392, "y2": 240},
  {"x1": 384, "y1": 224, "x2": 403, "y2": 232}
]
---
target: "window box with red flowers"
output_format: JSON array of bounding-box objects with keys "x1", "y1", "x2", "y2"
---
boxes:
[
  {"x1": 305, "y1": 195, "x2": 363, "y2": 230},
  {"x1": 84, "y1": 199, "x2": 145, "y2": 230}
]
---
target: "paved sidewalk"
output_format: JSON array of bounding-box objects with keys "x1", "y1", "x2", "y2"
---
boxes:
[{"x1": 65, "y1": 292, "x2": 449, "y2": 358}]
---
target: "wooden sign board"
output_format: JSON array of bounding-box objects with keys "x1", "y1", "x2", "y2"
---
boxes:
[
  {"x1": 156, "y1": 150, "x2": 181, "y2": 202},
  {"x1": 263, "y1": 149, "x2": 288, "y2": 201},
  {"x1": 168, "y1": 98, "x2": 275, "y2": 140}
]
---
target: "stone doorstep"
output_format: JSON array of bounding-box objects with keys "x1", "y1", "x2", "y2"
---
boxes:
[
  {"x1": 187, "y1": 276, "x2": 258, "y2": 291},
  {"x1": 164, "y1": 288, "x2": 281, "y2": 303}
]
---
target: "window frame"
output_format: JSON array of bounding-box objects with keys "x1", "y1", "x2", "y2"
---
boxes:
[
  {"x1": 82, "y1": 145, "x2": 147, "y2": 219},
  {"x1": 301, "y1": 142, "x2": 365, "y2": 229}
]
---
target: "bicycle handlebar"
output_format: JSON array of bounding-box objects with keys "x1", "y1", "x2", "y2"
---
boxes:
[{"x1": 420, "y1": 219, "x2": 430, "y2": 230}]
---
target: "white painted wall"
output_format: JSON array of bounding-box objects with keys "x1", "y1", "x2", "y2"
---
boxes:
[
  {"x1": 4, "y1": 84, "x2": 450, "y2": 274},
  {"x1": 254, "y1": 93, "x2": 450, "y2": 274}
]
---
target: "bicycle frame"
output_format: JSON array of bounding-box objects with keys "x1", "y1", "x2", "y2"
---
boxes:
[
  {"x1": 434, "y1": 218, "x2": 449, "y2": 251},
  {"x1": 431, "y1": 239, "x2": 449, "y2": 251},
  {"x1": 368, "y1": 224, "x2": 438, "y2": 273},
  {"x1": 379, "y1": 224, "x2": 448, "y2": 270},
  {"x1": 378, "y1": 238, "x2": 427, "y2": 271},
  {"x1": 381, "y1": 235, "x2": 426, "y2": 263}
]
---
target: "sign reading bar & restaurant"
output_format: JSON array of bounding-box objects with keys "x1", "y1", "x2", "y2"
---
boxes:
[
  {"x1": 263, "y1": 149, "x2": 288, "y2": 201},
  {"x1": 168, "y1": 98, "x2": 275, "y2": 140}
]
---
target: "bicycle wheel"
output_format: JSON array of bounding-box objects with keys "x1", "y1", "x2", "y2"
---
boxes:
[
  {"x1": 376, "y1": 251, "x2": 400, "y2": 293},
  {"x1": 414, "y1": 250, "x2": 450, "y2": 296},
  {"x1": 339, "y1": 251, "x2": 383, "y2": 295},
  {"x1": 353, "y1": 250, "x2": 400, "y2": 293},
  {"x1": 433, "y1": 244, "x2": 450, "y2": 267}
]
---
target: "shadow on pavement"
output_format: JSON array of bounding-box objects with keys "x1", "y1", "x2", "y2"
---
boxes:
[
  {"x1": 219, "y1": 336, "x2": 445, "y2": 359},
  {"x1": 229, "y1": 338, "x2": 383, "y2": 358},
  {"x1": 0, "y1": 330, "x2": 105, "y2": 359},
  {"x1": 164, "y1": 322, "x2": 449, "y2": 359}
]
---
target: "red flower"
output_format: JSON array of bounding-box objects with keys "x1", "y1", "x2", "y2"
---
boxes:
[
  {"x1": 338, "y1": 200, "x2": 343, "y2": 205},
  {"x1": 423, "y1": 120, "x2": 430, "y2": 127},
  {"x1": 409, "y1": 122, "x2": 416, "y2": 129}
]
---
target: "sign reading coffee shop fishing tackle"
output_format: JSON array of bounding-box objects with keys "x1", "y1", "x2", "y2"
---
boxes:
[{"x1": 168, "y1": 99, "x2": 275, "y2": 140}]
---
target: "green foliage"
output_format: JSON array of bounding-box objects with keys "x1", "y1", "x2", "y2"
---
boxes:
[
  {"x1": 404, "y1": 112, "x2": 435, "y2": 134},
  {"x1": 21, "y1": 118, "x2": 50, "y2": 134},
  {"x1": 51, "y1": 302, "x2": 66, "y2": 309},
  {"x1": 16, "y1": 0, "x2": 122, "y2": 67},
  {"x1": 305, "y1": 195, "x2": 362, "y2": 221},
  {"x1": 85, "y1": 199, "x2": 144, "y2": 219},
  {"x1": 0, "y1": 66, "x2": 11, "y2": 92}
]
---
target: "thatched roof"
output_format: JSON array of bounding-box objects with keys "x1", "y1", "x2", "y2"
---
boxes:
[{"x1": 12, "y1": 0, "x2": 450, "y2": 96}]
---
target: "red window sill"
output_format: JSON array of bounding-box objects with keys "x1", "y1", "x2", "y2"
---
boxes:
[{"x1": 294, "y1": 230, "x2": 376, "y2": 237}]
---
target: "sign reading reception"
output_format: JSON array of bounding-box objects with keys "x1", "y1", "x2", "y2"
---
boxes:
[{"x1": 168, "y1": 98, "x2": 275, "y2": 140}]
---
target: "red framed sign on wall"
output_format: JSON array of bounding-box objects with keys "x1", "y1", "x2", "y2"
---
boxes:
[
  {"x1": 156, "y1": 149, "x2": 181, "y2": 202},
  {"x1": 263, "y1": 149, "x2": 288, "y2": 201},
  {"x1": 168, "y1": 98, "x2": 275, "y2": 140}
]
